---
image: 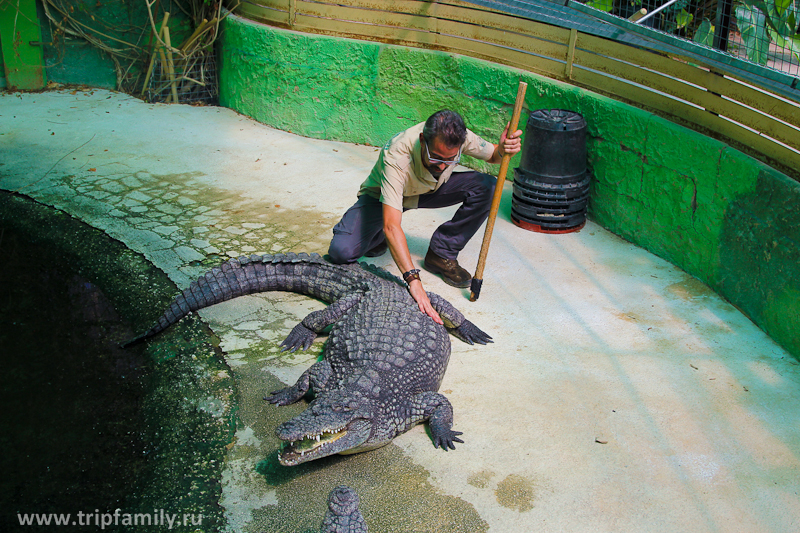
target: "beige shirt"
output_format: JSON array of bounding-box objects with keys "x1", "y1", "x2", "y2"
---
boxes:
[{"x1": 358, "y1": 122, "x2": 495, "y2": 210}]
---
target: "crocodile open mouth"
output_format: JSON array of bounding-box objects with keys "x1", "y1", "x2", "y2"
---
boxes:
[{"x1": 278, "y1": 428, "x2": 347, "y2": 466}]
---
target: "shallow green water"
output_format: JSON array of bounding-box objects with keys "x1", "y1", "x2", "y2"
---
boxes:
[
  {"x1": 0, "y1": 217, "x2": 149, "y2": 529},
  {"x1": 0, "y1": 193, "x2": 236, "y2": 532}
]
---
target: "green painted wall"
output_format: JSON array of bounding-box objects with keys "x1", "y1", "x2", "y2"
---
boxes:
[
  {"x1": 217, "y1": 18, "x2": 524, "y2": 175},
  {"x1": 0, "y1": 0, "x2": 46, "y2": 89},
  {"x1": 219, "y1": 16, "x2": 800, "y2": 361},
  {"x1": 591, "y1": 117, "x2": 800, "y2": 358}
]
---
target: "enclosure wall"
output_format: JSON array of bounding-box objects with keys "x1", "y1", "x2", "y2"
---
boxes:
[{"x1": 218, "y1": 15, "x2": 799, "y2": 360}]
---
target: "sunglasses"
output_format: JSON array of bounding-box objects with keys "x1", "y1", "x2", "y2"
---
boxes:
[{"x1": 424, "y1": 140, "x2": 461, "y2": 166}]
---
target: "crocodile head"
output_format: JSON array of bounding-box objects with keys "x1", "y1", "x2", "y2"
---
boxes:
[{"x1": 275, "y1": 390, "x2": 377, "y2": 466}]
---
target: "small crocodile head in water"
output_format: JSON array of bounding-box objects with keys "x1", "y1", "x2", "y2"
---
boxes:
[{"x1": 275, "y1": 390, "x2": 381, "y2": 466}]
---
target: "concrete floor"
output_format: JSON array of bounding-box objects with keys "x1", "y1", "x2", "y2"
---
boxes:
[{"x1": 2, "y1": 89, "x2": 799, "y2": 532}]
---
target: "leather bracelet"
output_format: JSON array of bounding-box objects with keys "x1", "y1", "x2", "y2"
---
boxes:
[{"x1": 402, "y1": 269, "x2": 421, "y2": 284}]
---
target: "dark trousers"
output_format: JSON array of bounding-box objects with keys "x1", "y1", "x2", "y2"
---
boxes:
[{"x1": 328, "y1": 170, "x2": 496, "y2": 264}]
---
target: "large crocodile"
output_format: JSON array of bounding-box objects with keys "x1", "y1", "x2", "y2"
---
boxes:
[{"x1": 125, "y1": 252, "x2": 491, "y2": 465}]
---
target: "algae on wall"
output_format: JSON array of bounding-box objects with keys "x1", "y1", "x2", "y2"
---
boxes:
[
  {"x1": 217, "y1": 15, "x2": 800, "y2": 361},
  {"x1": 589, "y1": 112, "x2": 800, "y2": 359}
]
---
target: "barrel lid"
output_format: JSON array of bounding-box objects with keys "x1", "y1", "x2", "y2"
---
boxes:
[{"x1": 527, "y1": 109, "x2": 585, "y2": 131}]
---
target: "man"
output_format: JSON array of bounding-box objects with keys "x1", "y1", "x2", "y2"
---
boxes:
[{"x1": 327, "y1": 109, "x2": 522, "y2": 324}]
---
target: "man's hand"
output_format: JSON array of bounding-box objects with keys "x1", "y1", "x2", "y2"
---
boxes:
[
  {"x1": 489, "y1": 121, "x2": 523, "y2": 164},
  {"x1": 382, "y1": 204, "x2": 444, "y2": 325},
  {"x1": 408, "y1": 279, "x2": 444, "y2": 325}
]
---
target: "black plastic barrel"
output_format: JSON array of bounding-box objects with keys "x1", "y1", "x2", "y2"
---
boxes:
[{"x1": 512, "y1": 109, "x2": 589, "y2": 233}]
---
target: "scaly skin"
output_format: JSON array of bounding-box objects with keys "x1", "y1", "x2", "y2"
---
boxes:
[
  {"x1": 125, "y1": 253, "x2": 492, "y2": 465},
  {"x1": 320, "y1": 486, "x2": 368, "y2": 533}
]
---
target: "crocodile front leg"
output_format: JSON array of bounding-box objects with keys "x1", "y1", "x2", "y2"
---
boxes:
[
  {"x1": 409, "y1": 391, "x2": 464, "y2": 450},
  {"x1": 427, "y1": 292, "x2": 493, "y2": 346},
  {"x1": 280, "y1": 292, "x2": 365, "y2": 352},
  {"x1": 264, "y1": 359, "x2": 334, "y2": 406}
]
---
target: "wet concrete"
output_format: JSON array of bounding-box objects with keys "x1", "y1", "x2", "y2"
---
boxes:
[{"x1": 1, "y1": 89, "x2": 799, "y2": 532}]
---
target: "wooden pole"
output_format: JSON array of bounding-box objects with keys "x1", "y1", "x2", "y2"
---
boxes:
[
  {"x1": 180, "y1": 18, "x2": 211, "y2": 52},
  {"x1": 142, "y1": 12, "x2": 169, "y2": 97},
  {"x1": 163, "y1": 26, "x2": 179, "y2": 104},
  {"x1": 469, "y1": 80, "x2": 527, "y2": 302}
]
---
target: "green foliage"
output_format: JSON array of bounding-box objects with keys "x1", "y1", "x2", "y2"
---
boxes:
[
  {"x1": 587, "y1": 0, "x2": 614, "y2": 12},
  {"x1": 764, "y1": 0, "x2": 800, "y2": 61},
  {"x1": 663, "y1": 0, "x2": 691, "y2": 13},
  {"x1": 654, "y1": 0, "x2": 693, "y2": 35},
  {"x1": 675, "y1": 8, "x2": 694, "y2": 29},
  {"x1": 736, "y1": 4, "x2": 771, "y2": 64},
  {"x1": 737, "y1": 0, "x2": 800, "y2": 65},
  {"x1": 774, "y1": 0, "x2": 794, "y2": 14},
  {"x1": 693, "y1": 19, "x2": 715, "y2": 46}
]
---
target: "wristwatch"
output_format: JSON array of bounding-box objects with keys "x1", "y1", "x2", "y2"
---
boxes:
[{"x1": 402, "y1": 269, "x2": 421, "y2": 284}]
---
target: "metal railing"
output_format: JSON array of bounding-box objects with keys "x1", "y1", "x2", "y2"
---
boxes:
[{"x1": 575, "y1": 0, "x2": 800, "y2": 79}]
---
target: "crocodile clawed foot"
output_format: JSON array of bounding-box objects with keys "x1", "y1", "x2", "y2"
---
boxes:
[
  {"x1": 433, "y1": 430, "x2": 464, "y2": 451},
  {"x1": 280, "y1": 323, "x2": 318, "y2": 352},
  {"x1": 451, "y1": 320, "x2": 493, "y2": 346},
  {"x1": 264, "y1": 387, "x2": 303, "y2": 406}
]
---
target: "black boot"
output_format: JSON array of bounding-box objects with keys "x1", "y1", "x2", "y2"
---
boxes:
[{"x1": 424, "y1": 249, "x2": 471, "y2": 288}]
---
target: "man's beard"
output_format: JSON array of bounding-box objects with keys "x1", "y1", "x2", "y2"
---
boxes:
[{"x1": 426, "y1": 164, "x2": 444, "y2": 180}]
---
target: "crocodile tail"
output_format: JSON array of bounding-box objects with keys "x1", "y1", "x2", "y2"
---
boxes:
[{"x1": 121, "y1": 252, "x2": 362, "y2": 348}]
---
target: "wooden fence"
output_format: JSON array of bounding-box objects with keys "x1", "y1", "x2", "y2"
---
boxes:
[{"x1": 230, "y1": 0, "x2": 800, "y2": 176}]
